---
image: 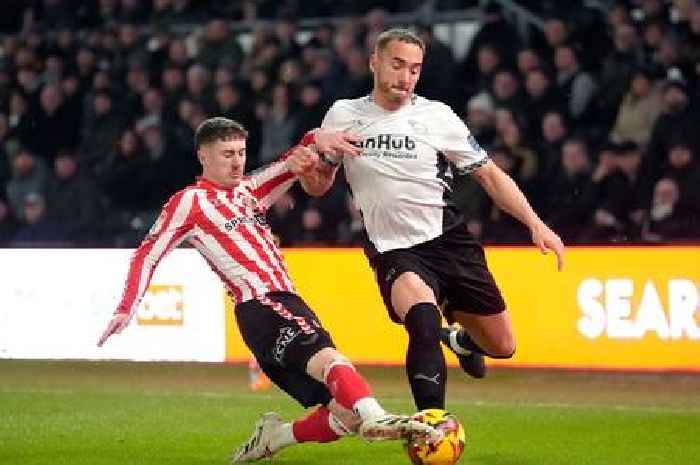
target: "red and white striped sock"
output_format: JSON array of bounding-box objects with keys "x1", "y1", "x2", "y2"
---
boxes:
[{"x1": 324, "y1": 361, "x2": 385, "y2": 420}]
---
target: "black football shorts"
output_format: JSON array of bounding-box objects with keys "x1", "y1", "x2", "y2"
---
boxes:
[
  {"x1": 370, "y1": 225, "x2": 507, "y2": 323},
  {"x1": 235, "y1": 291, "x2": 335, "y2": 407}
]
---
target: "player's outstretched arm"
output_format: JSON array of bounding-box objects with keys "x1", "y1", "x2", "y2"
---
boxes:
[
  {"x1": 471, "y1": 160, "x2": 565, "y2": 271},
  {"x1": 96, "y1": 191, "x2": 195, "y2": 347}
]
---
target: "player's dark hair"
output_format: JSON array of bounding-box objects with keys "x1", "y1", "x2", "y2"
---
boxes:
[
  {"x1": 195, "y1": 117, "x2": 248, "y2": 150},
  {"x1": 375, "y1": 28, "x2": 425, "y2": 53}
]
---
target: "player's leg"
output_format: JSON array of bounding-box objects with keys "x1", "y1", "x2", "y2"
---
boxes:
[
  {"x1": 375, "y1": 252, "x2": 447, "y2": 411},
  {"x1": 392, "y1": 273, "x2": 447, "y2": 411},
  {"x1": 446, "y1": 311, "x2": 515, "y2": 358},
  {"x1": 232, "y1": 295, "x2": 345, "y2": 462},
  {"x1": 232, "y1": 396, "x2": 350, "y2": 462},
  {"x1": 306, "y1": 346, "x2": 440, "y2": 442},
  {"x1": 439, "y1": 233, "x2": 515, "y2": 371},
  {"x1": 233, "y1": 291, "x2": 438, "y2": 460}
]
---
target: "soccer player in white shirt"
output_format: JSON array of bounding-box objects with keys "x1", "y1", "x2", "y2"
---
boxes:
[
  {"x1": 97, "y1": 117, "x2": 439, "y2": 462},
  {"x1": 301, "y1": 29, "x2": 565, "y2": 411}
]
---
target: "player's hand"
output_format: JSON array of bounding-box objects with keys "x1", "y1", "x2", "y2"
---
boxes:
[
  {"x1": 286, "y1": 146, "x2": 319, "y2": 175},
  {"x1": 530, "y1": 222, "x2": 565, "y2": 271},
  {"x1": 97, "y1": 313, "x2": 130, "y2": 347},
  {"x1": 314, "y1": 130, "x2": 361, "y2": 158}
]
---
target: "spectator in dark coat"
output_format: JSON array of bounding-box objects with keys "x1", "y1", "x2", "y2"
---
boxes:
[
  {"x1": 10, "y1": 192, "x2": 71, "y2": 247},
  {"x1": 46, "y1": 150, "x2": 102, "y2": 243},
  {"x1": 585, "y1": 141, "x2": 648, "y2": 241},
  {"x1": 645, "y1": 80, "x2": 700, "y2": 181},
  {"x1": 541, "y1": 138, "x2": 597, "y2": 243}
]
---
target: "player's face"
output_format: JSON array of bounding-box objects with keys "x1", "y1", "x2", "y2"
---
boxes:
[
  {"x1": 371, "y1": 40, "x2": 423, "y2": 109},
  {"x1": 199, "y1": 138, "x2": 246, "y2": 188}
]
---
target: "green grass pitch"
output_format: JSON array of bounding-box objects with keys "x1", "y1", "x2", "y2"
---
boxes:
[{"x1": 1, "y1": 361, "x2": 698, "y2": 464}]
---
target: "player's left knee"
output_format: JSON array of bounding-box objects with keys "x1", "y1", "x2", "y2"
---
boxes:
[{"x1": 307, "y1": 348, "x2": 350, "y2": 381}]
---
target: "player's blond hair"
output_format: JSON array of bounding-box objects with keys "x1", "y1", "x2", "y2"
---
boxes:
[{"x1": 375, "y1": 28, "x2": 425, "y2": 53}]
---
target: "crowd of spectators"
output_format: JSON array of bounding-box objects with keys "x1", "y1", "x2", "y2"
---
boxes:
[{"x1": 0, "y1": 0, "x2": 698, "y2": 248}]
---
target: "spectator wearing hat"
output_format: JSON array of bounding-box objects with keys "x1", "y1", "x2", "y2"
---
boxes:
[
  {"x1": 646, "y1": 77, "x2": 700, "y2": 179},
  {"x1": 609, "y1": 67, "x2": 664, "y2": 147}
]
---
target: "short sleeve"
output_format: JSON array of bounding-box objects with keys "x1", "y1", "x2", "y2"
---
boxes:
[
  {"x1": 321, "y1": 102, "x2": 344, "y2": 130},
  {"x1": 431, "y1": 104, "x2": 489, "y2": 175}
]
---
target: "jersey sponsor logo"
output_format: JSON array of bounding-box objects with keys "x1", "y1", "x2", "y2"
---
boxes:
[
  {"x1": 355, "y1": 134, "x2": 419, "y2": 161},
  {"x1": 137, "y1": 284, "x2": 184, "y2": 326},
  {"x1": 272, "y1": 326, "x2": 299, "y2": 363},
  {"x1": 224, "y1": 213, "x2": 268, "y2": 231},
  {"x1": 355, "y1": 134, "x2": 417, "y2": 151},
  {"x1": 577, "y1": 278, "x2": 699, "y2": 340}
]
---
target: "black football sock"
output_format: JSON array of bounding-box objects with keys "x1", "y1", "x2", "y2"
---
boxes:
[{"x1": 404, "y1": 303, "x2": 446, "y2": 410}]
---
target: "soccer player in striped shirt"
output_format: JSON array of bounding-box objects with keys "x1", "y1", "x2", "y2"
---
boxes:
[
  {"x1": 302, "y1": 28, "x2": 565, "y2": 412},
  {"x1": 97, "y1": 117, "x2": 440, "y2": 462}
]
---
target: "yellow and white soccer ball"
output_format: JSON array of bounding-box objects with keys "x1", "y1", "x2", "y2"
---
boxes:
[{"x1": 404, "y1": 409, "x2": 466, "y2": 465}]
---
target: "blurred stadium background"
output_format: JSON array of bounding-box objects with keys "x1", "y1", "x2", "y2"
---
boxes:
[{"x1": 0, "y1": 0, "x2": 698, "y2": 464}]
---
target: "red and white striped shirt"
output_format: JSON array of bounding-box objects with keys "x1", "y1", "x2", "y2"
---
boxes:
[{"x1": 115, "y1": 157, "x2": 298, "y2": 316}]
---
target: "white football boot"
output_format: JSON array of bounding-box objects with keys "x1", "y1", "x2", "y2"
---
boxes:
[
  {"x1": 358, "y1": 413, "x2": 443, "y2": 444},
  {"x1": 231, "y1": 412, "x2": 287, "y2": 463}
]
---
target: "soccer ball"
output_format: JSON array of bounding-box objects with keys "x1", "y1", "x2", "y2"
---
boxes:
[{"x1": 404, "y1": 409, "x2": 466, "y2": 465}]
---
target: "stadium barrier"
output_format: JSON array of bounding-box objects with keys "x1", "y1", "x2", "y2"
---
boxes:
[
  {"x1": 0, "y1": 249, "x2": 226, "y2": 362},
  {"x1": 1, "y1": 247, "x2": 698, "y2": 371},
  {"x1": 227, "y1": 247, "x2": 700, "y2": 372}
]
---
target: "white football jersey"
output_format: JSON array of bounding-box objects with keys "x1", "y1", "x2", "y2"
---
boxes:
[{"x1": 321, "y1": 95, "x2": 488, "y2": 255}]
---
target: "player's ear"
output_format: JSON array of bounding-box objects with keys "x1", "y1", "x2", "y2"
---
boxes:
[{"x1": 369, "y1": 53, "x2": 376, "y2": 72}]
